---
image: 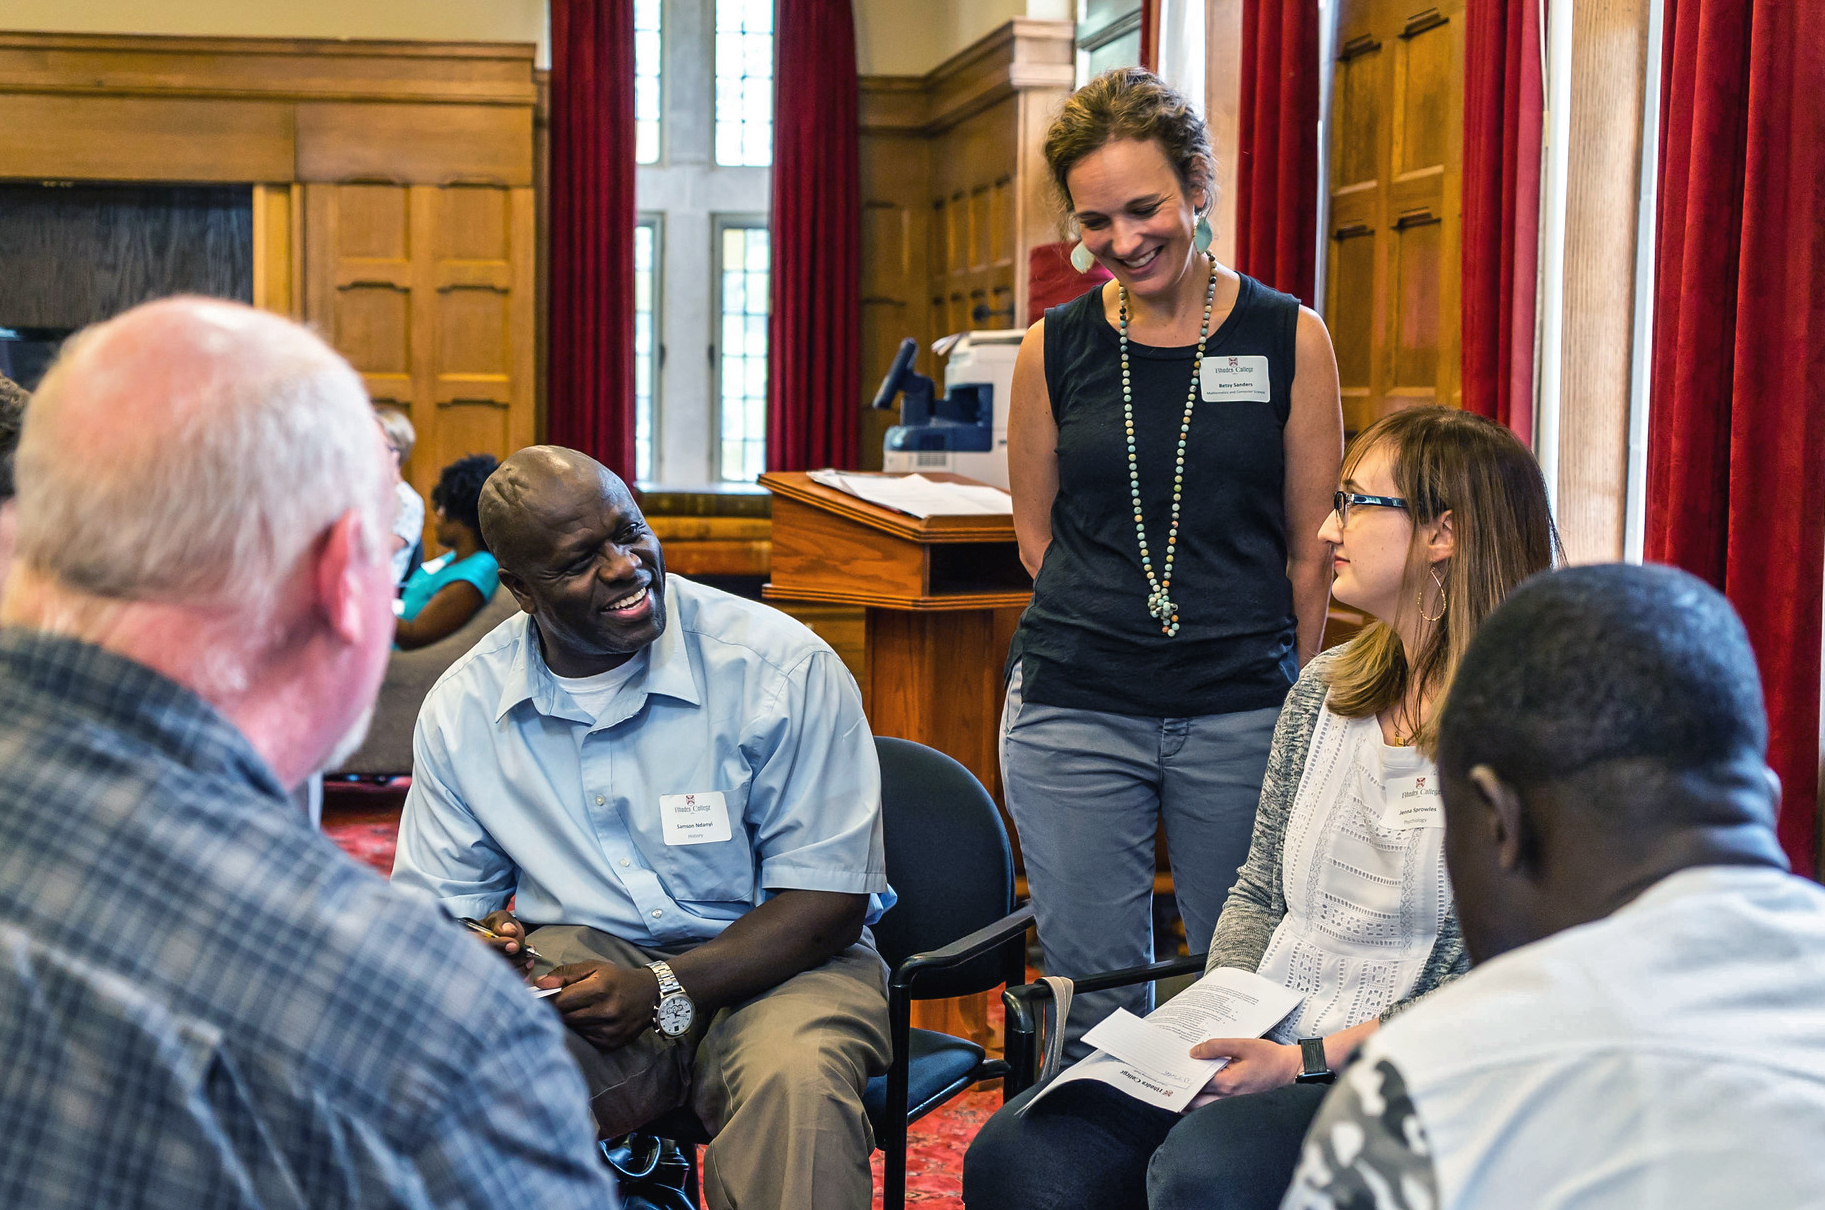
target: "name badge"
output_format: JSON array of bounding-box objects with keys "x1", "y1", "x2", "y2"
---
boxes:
[
  {"x1": 1199, "y1": 354, "x2": 1272, "y2": 403},
  {"x1": 659, "y1": 791, "x2": 733, "y2": 846},
  {"x1": 1378, "y1": 774, "x2": 1444, "y2": 829}
]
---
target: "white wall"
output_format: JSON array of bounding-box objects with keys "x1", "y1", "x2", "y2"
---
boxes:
[{"x1": 0, "y1": 0, "x2": 549, "y2": 63}]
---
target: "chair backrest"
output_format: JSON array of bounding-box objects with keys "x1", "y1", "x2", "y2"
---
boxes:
[{"x1": 869, "y1": 737, "x2": 1017, "y2": 998}]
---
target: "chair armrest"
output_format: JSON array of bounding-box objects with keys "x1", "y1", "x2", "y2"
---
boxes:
[
  {"x1": 890, "y1": 904, "x2": 1035, "y2": 995},
  {"x1": 1003, "y1": 951, "x2": 1209, "y2": 1006}
]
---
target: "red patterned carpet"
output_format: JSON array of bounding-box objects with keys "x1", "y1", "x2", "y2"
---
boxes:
[{"x1": 322, "y1": 784, "x2": 988, "y2": 1210}]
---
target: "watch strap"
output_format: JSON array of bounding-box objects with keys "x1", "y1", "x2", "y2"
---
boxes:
[
  {"x1": 646, "y1": 960, "x2": 684, "y2": 1000},
  {"x1": 1296, "y1": 1036, "x2": 1335, "y2": 1084}
]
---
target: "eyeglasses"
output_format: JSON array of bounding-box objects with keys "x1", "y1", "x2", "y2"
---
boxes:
[{"x1": 1332, "y1": 490, "x2": 1409, "y2": 525}]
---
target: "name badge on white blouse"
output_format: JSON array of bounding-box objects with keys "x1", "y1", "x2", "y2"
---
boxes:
[
  {"x1": 1199, "y1": 354, "x2": 1272, "y2": 403},
  {"x1": 659, "y1": 791, "x2": 733, "y2": 845},
  {"x1": 1379, "y1": 774, "x2": 1444, "y2": 829}
]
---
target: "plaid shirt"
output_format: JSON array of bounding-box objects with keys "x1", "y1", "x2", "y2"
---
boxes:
[{"x1": 0, "y1": 630, "x2": 619, "y2": 1209}]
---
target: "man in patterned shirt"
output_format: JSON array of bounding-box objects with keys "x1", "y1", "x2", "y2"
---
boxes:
[
  {"x1": 0, "y1": 298, "x2": 619, "y2": 1209},
  {"x1": 1283, "y1": 564, "x2": 1825, "y2": 1210}
]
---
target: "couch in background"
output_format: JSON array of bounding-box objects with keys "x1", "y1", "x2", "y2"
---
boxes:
[{"x1": 332, "y1": 589, "x2": 521, "y2": 778}]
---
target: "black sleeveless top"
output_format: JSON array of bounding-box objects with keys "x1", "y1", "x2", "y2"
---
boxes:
[{"x1": 1011, "y1": 273, "x2": 1301, "y2": 717}]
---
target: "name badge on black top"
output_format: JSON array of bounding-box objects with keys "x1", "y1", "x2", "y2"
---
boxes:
[{"x1": 1199, "y1": 354, "x2": 1272, "y2": 402}]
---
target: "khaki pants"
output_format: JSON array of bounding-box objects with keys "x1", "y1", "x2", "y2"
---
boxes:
[{"x1": 528, "y1": 924, "x2": 891, "y2": 1210}]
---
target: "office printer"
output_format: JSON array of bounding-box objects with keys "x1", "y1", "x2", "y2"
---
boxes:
[{"x1": 871, "y1": 330, "x2": 1021, "y2": 490}]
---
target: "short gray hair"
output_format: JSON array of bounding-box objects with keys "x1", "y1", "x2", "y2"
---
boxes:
[{"x1": 14, "y1": 299, "x2": 390, "y2": 616}]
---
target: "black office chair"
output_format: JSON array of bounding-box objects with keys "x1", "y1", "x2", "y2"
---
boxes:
[
  {"x1": 869, "y1": 735, "x2": 1033, "y2": 1208},
  {"x1": 1001, "y1": 950, "x2": 1210, "y2": 1095},
  {"x1": 640, "y1": 736, "x2": 1033, "y2": 1210}
]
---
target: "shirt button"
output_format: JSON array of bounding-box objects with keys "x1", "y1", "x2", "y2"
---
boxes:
[
  {"x1": 652, "y1": 909, "x2": 663, "y2": 918},
  {"x1": 595, "y1": 795, "x2": 605, "y2": 805},
  {"x1": 620, "y1": 859, "x2": 630, "y2": 868}
]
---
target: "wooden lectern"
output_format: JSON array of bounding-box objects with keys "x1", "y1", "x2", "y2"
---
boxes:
[
  {"x1": 760, "y1": 471, "x2": 1032, "y2": 1047},
  {"x1": 759, "y1": 471, "x2": 1032, "y2": 807}
]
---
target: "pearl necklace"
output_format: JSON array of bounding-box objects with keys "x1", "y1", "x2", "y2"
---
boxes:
[{"x1": 1120, "y1": 252, "x2": 1218, "y2": 637}]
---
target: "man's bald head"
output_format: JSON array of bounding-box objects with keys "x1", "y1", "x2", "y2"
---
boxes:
[
  {"x1": 478, "y1": 445, "x2": 667, "y2": 677},
  {"x1": 479, "y1": 446, "x2": 633, "y2": 576},
  {"x1": 12, "y1": 296, "x2": 390, "y2": 616}
]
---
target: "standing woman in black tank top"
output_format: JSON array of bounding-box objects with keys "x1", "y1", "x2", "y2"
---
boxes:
[{"x1": 1000, "y1": 69, "x2": 1342, "y2": 1056}]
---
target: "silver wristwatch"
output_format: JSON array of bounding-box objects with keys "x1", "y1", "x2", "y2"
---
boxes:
[{"x1": 646, "y1": 960, "x2": 695, "y2": 1038}]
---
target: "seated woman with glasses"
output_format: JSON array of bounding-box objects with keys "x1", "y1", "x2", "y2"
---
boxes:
[
  {"x1": 395, "y1": 453, "x2": 500, "y2": 650},
  {"x1": 964, "y1": 405, "x2": 1559, "y2": 1210}
]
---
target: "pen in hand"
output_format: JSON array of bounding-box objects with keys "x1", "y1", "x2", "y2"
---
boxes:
[{"x1": 458, "y1": 916, "x2": 546, "y2": 965}]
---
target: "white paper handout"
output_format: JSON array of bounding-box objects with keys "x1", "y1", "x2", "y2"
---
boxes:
[
  {"x1": 1022, "y1": 966, "x2": 1303, "y2": 1114},
  {"x1": 807, "y1": 469, "x2": 1013, "y2": 518}
]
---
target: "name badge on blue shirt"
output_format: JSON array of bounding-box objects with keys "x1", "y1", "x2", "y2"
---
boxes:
[{"x1": 660, "y1": 791, "x2": 733, "y2": 845}]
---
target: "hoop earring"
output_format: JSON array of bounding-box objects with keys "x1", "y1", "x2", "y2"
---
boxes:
[
  {"x1": 1418, "y1": 565, "x2": 1447, "y2": 624},
  {"x1": 1192, "y1": 214, "x2": 1213, "y2": 254},
  {"x1": 1070, "y1": 240, "x2": 1096, "y2": 273}
]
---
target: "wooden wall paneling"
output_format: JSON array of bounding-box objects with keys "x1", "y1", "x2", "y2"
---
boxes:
[
  {"x1": 294, "y1": 103, "x2": 534, "y2": 188},
  {"x1": 858, "y1": 19, "x2": 1072, "y2": 468},
  {"x1": 0, "y1": 94, "x2": 294, "y2": 183},
  {"x1": 0, "y1": 33, "x2": 539, "y2": 107},
  {"x1": 251, "y1": 183, "x2": 302, "y2": 319},
  {"x1": 1553, "y1": 0, "x2": 1650, "y2": 563}
]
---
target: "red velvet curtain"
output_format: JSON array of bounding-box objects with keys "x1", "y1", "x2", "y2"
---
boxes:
[
  {"x1": 1646, "y1": 0, "x2": 1825, "y2": 876},
  {"x1": 547, "y1": 0, "x2": 637, "y2": 479},
  {"x1": 765, "y1": 0, "x2": 862, "y2": 472},
  {"x1": 1234, "y1": 0, "x2": 1321, "y2": 307},
  {"x1": 1460, "y1": 0, "x2": 1541, "y2": 443}
]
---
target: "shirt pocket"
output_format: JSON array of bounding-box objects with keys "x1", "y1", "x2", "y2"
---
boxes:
[{"x1": 633, "y1": 780, "x2": 758, "y2": 905}]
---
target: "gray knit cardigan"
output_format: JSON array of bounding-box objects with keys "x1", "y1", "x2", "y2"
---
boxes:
[{"x1": 1203, "y1": 644, "x2": 1469, "y2": 1022}]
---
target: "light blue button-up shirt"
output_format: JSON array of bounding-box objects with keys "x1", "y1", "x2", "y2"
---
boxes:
[{"x1": 392, "y1": 574, "x2": 894, "y2": 946}]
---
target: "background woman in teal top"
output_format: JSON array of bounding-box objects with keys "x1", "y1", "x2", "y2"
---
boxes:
[{"x1": 396, "y1": 453, "x2": 500, "y2": 649}]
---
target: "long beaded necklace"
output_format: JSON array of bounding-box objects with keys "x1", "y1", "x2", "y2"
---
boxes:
[{"x1": 1120, "y1": 251, "x2": 1218, "y2": 637}]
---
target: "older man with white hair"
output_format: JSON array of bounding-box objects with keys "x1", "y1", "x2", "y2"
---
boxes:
[{"x1": 0, "y1": 298, "x2": 619, "y2": 1209}]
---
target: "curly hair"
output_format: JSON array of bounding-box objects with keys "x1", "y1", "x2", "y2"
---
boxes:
[
  {"x1": 0, "y1": 373, "x2": 28, "y2": 501},
  {"x1": 430, "y1": 453, "x2": 499, "y2": 551},
  {"x1": 1042, "y1": 67, "x2": 1213, "y2": 212}
]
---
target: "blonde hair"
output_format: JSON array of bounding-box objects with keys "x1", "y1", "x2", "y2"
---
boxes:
[
  {"x1": 1043, "y1": 67, "x2": 1212, "y2": 212},
  {"x1": 375, "y1": 406, "x2": 415, "y2": 463},
  {"x1": 1326, "y1": 407, "x2": 1559, "y2": 752}
]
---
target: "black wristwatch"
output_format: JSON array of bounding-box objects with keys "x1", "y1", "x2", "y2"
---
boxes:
[{"x1": 1294, "y1": 1037, "x2": 1336, "y2": 1084}]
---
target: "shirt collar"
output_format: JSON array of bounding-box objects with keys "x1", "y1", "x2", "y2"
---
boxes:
[{"x1": 495, "y1": 597, "x2": 703, "y2": 726}]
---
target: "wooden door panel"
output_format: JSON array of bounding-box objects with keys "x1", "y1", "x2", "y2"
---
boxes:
[
  {"x1": 1390, "y1": 214, "x2": 1443, "y2": 394},
  {"x1": 335, "y1": 285, "x2": 412, "y2": 375},
  {"x1": 435, "y1": 184, "x2": 510, "y2": 261},
  {"x1": 1393, "y1": 20, "x2": 1454, "y2": 179},
  {"x1": 306, "y1": 178, "x2": 536, "y2": 543},
  {"x1": 1327, "y1": 0, "x2": 1463, "y2": 430},
  {"x1": 1332, "y1": 38, "x2": 1385, "y2": 191}
]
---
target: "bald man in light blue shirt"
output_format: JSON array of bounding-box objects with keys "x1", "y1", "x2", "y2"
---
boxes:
[{"x1": 393, "y1": 447, "x2": 895, "y2": 1210}]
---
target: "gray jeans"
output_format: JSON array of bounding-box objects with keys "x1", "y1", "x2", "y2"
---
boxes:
[{"x1": 1001, "y1": 665, "x2": 1279, "y2": 1059}]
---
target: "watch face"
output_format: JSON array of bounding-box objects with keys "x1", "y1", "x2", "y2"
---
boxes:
[{"x1": 656, "y1": 993, "x2": 694, "y2": 1037}]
